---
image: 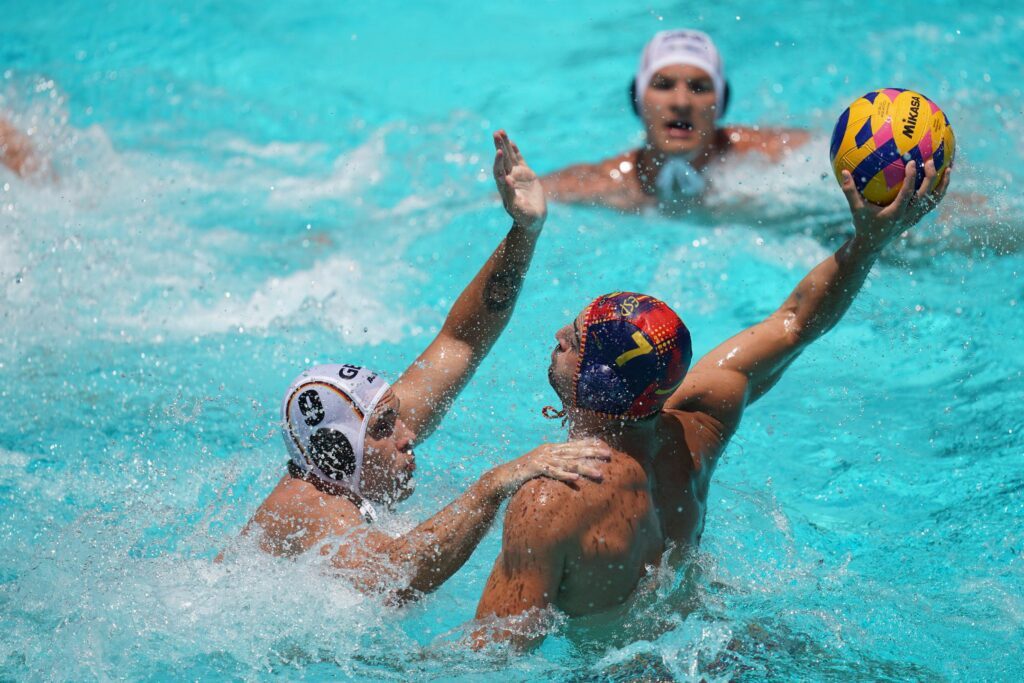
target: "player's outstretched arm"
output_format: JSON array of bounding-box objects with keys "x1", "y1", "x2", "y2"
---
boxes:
[
  {"x1": 333, "y1": 440, "x2": 608, "y2": 599},
  {"x1": 392, "y1": 130, "x2": 546, "y2": 443},
  {"x1": 668, "y1": 160, "x2": 951, "y2": 440},
  {"x1": 540, "y1": 162, "x2": 606, "y2": 202}
]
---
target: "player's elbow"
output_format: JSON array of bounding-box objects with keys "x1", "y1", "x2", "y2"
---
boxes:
[
  {"x1": 355, "y1": 538, "x2": 436, "y2": 596},
  {"x1": 388, "y1": 548, "x2": 442, "y2": 595},
  {"x1": 406, "y1": 574, "x2": 438, "y2": 596},
  {"x1": 441, "y1": 312, "x2": 490, "y2": 345},
  {"x1": 785, "y1": 321, "x2": 808, "y2": 348},
  {"x1": 769, "y1": 309, "x2": 807, "y2": 349},
  {"x1": 432, "y1": 329, "x2": 480, "y2": 366}
]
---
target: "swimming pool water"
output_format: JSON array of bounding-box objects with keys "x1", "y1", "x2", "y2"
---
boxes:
[{"x1": 1, "y1": 1, "x2": 1022, "y2": 680}]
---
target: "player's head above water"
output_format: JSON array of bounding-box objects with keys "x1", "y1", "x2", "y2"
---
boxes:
[
  {"x1": 281, "y1": 364, "x2": 415, "y2": 506},
  {"x1": 633, "y1": 30, "x2": 728, "y2": 159},
  {"x1": 548, "y1": 292, "x2": 692, "y2": 421}
]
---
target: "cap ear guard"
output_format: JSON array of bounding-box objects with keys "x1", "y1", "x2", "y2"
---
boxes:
[
  {"x1": 628, "y1": 79, "x2": 731, "y2": 118},
  {"x1": 308, "y1": 427, "x2": 357, "y2": 480},
  {"x1": 577, "y1": 361, "x2": 638, "y2": 415}
]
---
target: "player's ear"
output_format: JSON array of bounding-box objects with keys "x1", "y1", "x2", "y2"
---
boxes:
[{"x1": 628, "y1": 80, "x2": 640, "y2": 116}]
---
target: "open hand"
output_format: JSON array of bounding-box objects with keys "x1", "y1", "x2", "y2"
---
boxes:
[
  {"x1": 493, "y1": 130, "x2": 547, "y2": 231},
  {"x1": 494, "y1": 438, "x2": 612, "y2": 497},
  {"x1": 841, "y1": 159, "x2": 951, "y2": 252}
]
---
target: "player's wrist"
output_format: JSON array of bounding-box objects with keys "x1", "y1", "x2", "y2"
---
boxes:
[
  {"x1": 848, "y1": 230, "x2": 887, "y2": 261},
  {"x1": 479, "y1": 466, "x2": 516, "y2": 502},
  {"x1": 513, "y1": 216, "x2": 545, "y2": 234}
]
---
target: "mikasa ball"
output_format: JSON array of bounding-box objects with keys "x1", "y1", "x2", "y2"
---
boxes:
[{"x1": 829, "y1": 88, "x2": 955, "y2": 206}]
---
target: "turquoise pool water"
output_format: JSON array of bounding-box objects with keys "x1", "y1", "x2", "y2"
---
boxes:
[{"x1": 2, "y1": 1, "x2": 1022, "y2": 680}]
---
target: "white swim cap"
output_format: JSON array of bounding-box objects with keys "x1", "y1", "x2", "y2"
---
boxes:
[
  {"x1": 635, "y1": 30, "x2": 726, "y2": 118},
  {"x1": 281, "y1": 364, "x2": 391, "y2": 497}
]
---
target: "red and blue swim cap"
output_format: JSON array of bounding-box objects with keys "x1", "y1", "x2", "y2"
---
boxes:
[{"x1": 573, "y1": 292, "x2": 692, "y2": 419}]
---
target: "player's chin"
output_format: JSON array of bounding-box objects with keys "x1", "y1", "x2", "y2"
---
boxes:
[
  {"x1": 547, "y1": 367, "x2": 572, "y2": 405},
  {"x1": 547, "y1": 363, "x2": 561, "y2": 393},
  {"x1": 654, "y1": 136, "x2": 701, "y2": 156},
  {"x1": 393, "y1": 471, "x2": 415, "y2": 502}
]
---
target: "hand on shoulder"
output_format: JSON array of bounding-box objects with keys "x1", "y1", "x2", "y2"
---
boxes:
[{"x1": 491, "y1": 438, "x2": 612, "y2": 499}]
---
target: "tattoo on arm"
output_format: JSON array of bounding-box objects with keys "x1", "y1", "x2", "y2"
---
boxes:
[{"x1": 483, "y1": 268, "x2": 524, "y2": 312}]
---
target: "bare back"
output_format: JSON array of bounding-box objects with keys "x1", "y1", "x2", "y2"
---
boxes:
[{"x1": 477, "y1": 409, "x2": 727, "y2": 620}]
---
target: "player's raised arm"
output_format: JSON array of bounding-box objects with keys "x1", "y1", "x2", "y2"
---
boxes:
[
  {"x1": 668, "y1": 160, "x2": 951, "y2": 440},
  {"x1": 392, "y1": 131, "x2": 547, "y2": 442}
]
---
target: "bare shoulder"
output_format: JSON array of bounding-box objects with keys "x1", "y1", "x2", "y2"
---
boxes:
[
  {"x1": 503, "y1": 477, "x2": 596, "y2": 545},
  {"x1": 723, "y1": 125, "x2": 811, "y2": 161},
  {"x1": 540, "y1": 150, "x2": 648, "y2": 208},
  {"x1": 250, "y1": 476, "x2": 367, "y2": 555}
]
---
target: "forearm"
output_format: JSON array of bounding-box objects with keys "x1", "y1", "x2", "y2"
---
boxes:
[
  {"x1": 388, "y1": 470, "x2": 508, "y2": 594},
  {"x1": 712, "y1": 159, "x2": 945, "y2": 410},
  {"x1": 442, "y1": 221, "x2": 541, "y2": 353},
  {"x1": 781, "y1": 233, "x2": 883, "y2": 345}
]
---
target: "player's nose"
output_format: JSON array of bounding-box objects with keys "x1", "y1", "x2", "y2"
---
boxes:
[{"x1": 670, "y1": 85, "x2": 693, "y2": 110}]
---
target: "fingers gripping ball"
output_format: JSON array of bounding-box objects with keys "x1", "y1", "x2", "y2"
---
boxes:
[{"x1": 830, "y1": 89, "x2": 955, "y2": 205}]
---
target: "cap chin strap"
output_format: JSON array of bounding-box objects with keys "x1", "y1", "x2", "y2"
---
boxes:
[{"x1": 542, "y1": 404, "x2": 567, "y2": 419}]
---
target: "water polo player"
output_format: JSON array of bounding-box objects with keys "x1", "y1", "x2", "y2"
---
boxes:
[
  {"x1": 225, "y1": 131, "x2": 611, "y2": 598},
  {"x1": 541, "y1": 29, "x2": 809, "y2": 211},
  {"x1": 475, "y1": 158, "x2": 950, "y2": 647}
]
